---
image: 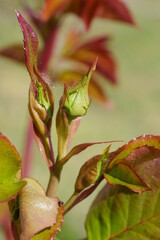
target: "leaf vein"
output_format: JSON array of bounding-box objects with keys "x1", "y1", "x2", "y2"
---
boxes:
[{"x1": 110, "y1": 213, "x2": 160, "y2": 239}]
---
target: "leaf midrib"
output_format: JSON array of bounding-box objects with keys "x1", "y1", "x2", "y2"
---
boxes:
[{"x1": 109, "y1": 213, "x2": 160, "y2": 239}]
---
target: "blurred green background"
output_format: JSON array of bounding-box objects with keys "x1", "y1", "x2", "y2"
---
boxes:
[{"x1": 0, "y1": 0, "x2": 160, "y2": 239}]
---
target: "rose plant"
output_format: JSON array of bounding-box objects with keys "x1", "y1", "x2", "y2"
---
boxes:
[{"x1": 0, "y1": 8, "x2": 160, "y2": 239}]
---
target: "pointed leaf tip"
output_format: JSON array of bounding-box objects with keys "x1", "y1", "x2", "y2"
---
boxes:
[
  {"x1": 16, "y1": 10, "x2": 39, "y2": 76},
  {"x1": 90, "y1": 57, "x2": 98, "y2": 72}
]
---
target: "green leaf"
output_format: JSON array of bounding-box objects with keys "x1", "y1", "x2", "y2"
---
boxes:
[
  {"x1": 0, "y1": 133, "x2": 26, "y2": 202},
  {"x1": 18, "y1": 178, "x2": 64, "y2": 240},
  {"x1": 104, "y1": 163, "x2": 150, "y2": 193},
  {"x1": 86, "y1": 184, "x2": 160, "y2": 240}
]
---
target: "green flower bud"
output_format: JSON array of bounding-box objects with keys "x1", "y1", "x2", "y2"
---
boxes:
[
  {"x1": 64, "y1": 58, "x2": 97, "y2": 121},
  {"x1": 37, "y1": 83, "x2": 52, "y2": 122}
]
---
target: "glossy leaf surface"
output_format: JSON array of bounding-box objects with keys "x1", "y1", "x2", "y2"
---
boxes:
[
  {"x1": 86, "y1": 184, "x2": 160, "y2": 240},
  {"x1": 19, "y1": 178, "x2": 64, "y2": 240},
  {"x1": 108, "y1": 135, "x2": 160, "y2": 168},
  {"x1": 104, "y1": 163, "x2": 150, "y2": 193},
  {"x1": 0, "y1": 133, "x2": 26, "y2": 202},
  {"x1": 16, "y1": 10, "x2": 38, "y2": 78},
  {"x1": 105, "y1": 135, "x2": 160, "y2": 191}
]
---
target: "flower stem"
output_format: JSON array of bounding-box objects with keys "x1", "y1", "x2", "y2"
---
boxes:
[{"x1": 46, "y1": 162, "x2": 63, "y2": 197}]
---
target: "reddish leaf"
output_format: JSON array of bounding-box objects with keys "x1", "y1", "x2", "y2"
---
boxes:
[
  {"x1": 16, "y1": 11, "x2": 55, "y2": 168},
  {"x1": 75, "y1": 155, "x2": 104, "y2": 193},
  {"x1": 25, "y1": 7, "x2": 53, "y2": 40},
  {"x1": 133, "y1": 158, "x2": 160, "y2": 191},
  {"x1": 96, "y1": 0, "x2": 135, "y2": 25},
  {"x1": 0, "y1": 44, "x2": 25, "y2": 63},
  {"x1": 41, "y1": 0, "x2": 71, "y2": 21},
  {"x1": 60, "y1": 141, "x2": 117, "y2": 166},
  {"x1": 65, "y1": 37, "x2": 116, "y2": 84},
  {"x1": 108, "y1": 135, "x2": 160, "y2": 168},
  {"x1": 107, "y1": 135, "x2": 160, "y2": 190},
  {"x1": 66, "y1": 0, "x2": 135, "y2": 27},
  {"x1": 16, "y1": 10, "x2": 39, "y2": 79}
]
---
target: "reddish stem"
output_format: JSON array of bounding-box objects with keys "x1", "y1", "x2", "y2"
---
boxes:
[
  {"x1": 38, "y1": 25, "x2": 58, "y2": 72},
  {"x1": 1, "y1": 216, "x2": 14, "y2": 240},
  {"x1": 22, "y1": 120, "x2": 34, "y2": 177}
]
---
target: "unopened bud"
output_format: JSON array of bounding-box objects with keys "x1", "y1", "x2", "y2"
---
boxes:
[{"x1": 64, "y1": 58, "x2": 97, "y2": 121}]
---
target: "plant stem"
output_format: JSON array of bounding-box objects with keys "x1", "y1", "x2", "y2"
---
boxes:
[
  {"x1": 46, "y1": 162, "x2": 63, "y2": 197},
  {"x1": 46, "y1": 171, "x2": 59, "y2": 197},
  {"x1": 22, "y1": 120, "x2": 34, "y2": 177},
  {"x1": 64, "y1": 192, "x2": 79, "y2": 213},
  {"x1": 46, "y1": 135, "x2": 67, "y2": 197}
]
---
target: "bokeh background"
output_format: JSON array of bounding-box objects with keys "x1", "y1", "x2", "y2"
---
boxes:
[{"x1": 0, "y1": 0, "x2": 160, "y2": 239}]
